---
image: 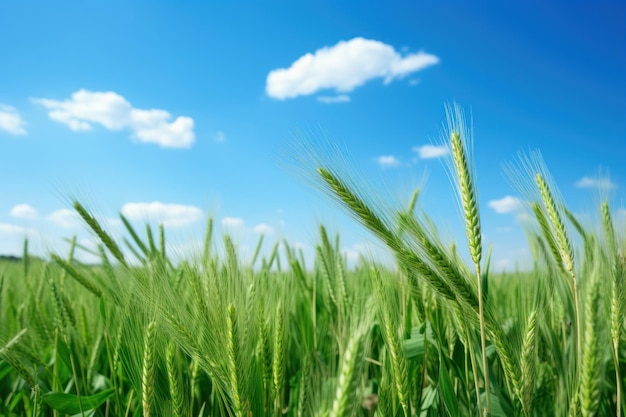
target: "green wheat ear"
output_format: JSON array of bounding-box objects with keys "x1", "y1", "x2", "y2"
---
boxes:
[
  {"x1": 447, "y1": 103, "x2": 490, "y2": 415},
  {"x1": 73, "y1": 201, "x2": 127, "y2": 267},
  {"x1": 535, "y1": 174, "x2": 574, "y2": 278},
  {"x1": 450, "y1": 130, "x2": 482, "y2": 266},
  {"x1": 329, "y1": 328, "x2": 366, "y2": 417},
  {"x1": 142, "y1": 320, "x2": 157, "y2": 417},
  {"x1": 519, "y1": 309, "x2": 538, "y2": 417},
  {"x1": 227, "y1": 304, "x2": 246, "y2": 417}
]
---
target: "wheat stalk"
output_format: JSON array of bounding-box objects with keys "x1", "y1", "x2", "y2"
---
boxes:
[{"x1": 449, "y1": 114, "x2": 489, "y2": 415}]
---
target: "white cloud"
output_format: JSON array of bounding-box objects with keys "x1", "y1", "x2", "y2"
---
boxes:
[
  {"x1": 317, "y1": 94, "x2": 351, "y2": 104},
  {"x1": 221, "y1": 217, "x2": 244, "y2": 228},
  {"x1": 33, "y1": 89, "x2": 195, "y2": 148},
  {"x1": 10, "y1": 204, "x2": 38, "y2": 219},
  {"x1": 488, "y1": 196, "x2": 523, "y2": 214},
  {"x1": 215, "y1": 131, "x2": 226, "y2": 143},
  {"x1": 495, "y1": 258, "x2": 512, "y2": 270},
  {"x1": 0, "y1": 223, "x2": 29, "y2": 236},
  {"x1": 0, "y1": 104, "x2": 27, "y2": 135},
  {"x1": 342, "y1": 247, "x2": 362, "y2": 264},
  {"x1": 266, "y1": 37, "x2": 439, "y2": 100},
  {"x1": 376, "y1": 155, "x2": 400, "y2": 167},
  {"x1": 575, "y1": 176, "x2": 617, "y2": 190},
  {"x1": 408, "y1": 79, "x2": 421, "y2": 86},
  {"x1": 121, "y1": 202, "x2": 203, "y2": 227},
  {"x1": 253, "y1": 223, "x2": 273, "y2": 234},
  {"x1": 48, "y1": 209, "x2": 79, "y2": 229},
  {"x1": 413, "y1": 144, "x2": 449, "y2": 159}
]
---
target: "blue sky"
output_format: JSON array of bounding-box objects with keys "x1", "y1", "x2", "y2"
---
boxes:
[{"x1": 1, "y1": 2, "x2": 624, "y2": 269}]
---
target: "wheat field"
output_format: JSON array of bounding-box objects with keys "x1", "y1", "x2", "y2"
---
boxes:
[{"x1": 1, "y1": 108, "x2": 624, "y2": 416}]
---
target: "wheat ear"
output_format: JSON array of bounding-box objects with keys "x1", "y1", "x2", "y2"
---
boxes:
[
  {"x1": 372, "y1": 268, "x2": 410, "y2": 417},
  {"x1": 602, "y1": 202, "x2": 624, "y2": 417},
  {"x1": 142, "y1": 320, "x2": 157, "y2": 417},
  {"x1": 226, "y1": 304, "x2": 245, "y2": 417},
  {"x1": 73, "y1": 201, "x2": 126, "y2": 266},
  {"x1": 166, "y1": 343, "x2": 184, "y2": 417},
  {"x1": 580, "y1": 280, "x2": 601, "y2": 417},
  {"x1": 272, "y1": 303, "x2": 285, "y2": 417},
  {"x1": 330, "y1": 329, "x2": 365, "y2": 417},
  {"x1": 519, "y1": 310, "x2": 538, "y2": 416},
  {"x1": 535, "y1": 174, "x2": 581, "y2": 358},
  {"x1": 450, "y1": 128, "x2": 489, "y2": 415}
]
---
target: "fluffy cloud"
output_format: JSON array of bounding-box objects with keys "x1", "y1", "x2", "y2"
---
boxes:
[
  {"x1": 575, "y1": 176, "x2": 617, "y2": 190},
  {"x1": 266, "y1": 37, "x2": 439, "y2": 100},
  {"x1": 0, "y1": 104, "x2": 27, "y2": 135},
  {"x1": 48, "y1": 209, "x2": 79, "y2": 229},
  {"x1": 413, "y1": 144, "x2": 449, "y2": 159},
  {"x1": 10, "y1": 204, "x2": 38, "y2": 219},
  {"x1": 215, "y1": 131, "x2": 226, "y2": 143},
  {"x1": 376, "y1": 155, "x2": 400, "y2": 167},
  {"x1": 121, "y1": 202, "x2": 203, "y2": 227},
  {"x1": 317, "y1": 95, "x2": 350, "y2": 104},
  {"x1": 222, "y1": 217, "x2": 244, "y2": 228},
  {"x1": 253, "y1": 223, "x2": 273, "y2": 234},
  {"x1": 33, "y1": 89, "x2": 195, "y2": 148},
  {"x1": 488, "y1": 196, "x2": 523, "y2": 214}
]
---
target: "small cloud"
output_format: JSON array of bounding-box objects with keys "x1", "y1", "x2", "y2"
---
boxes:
[
  {"x1": 266, "y1": 37, "x2": 439, "y2": 100},
  {"x1": 221, "y1": 217, "x2": 244, "y2": 228},
  {"x1": 10, "y1": 204, "x2": 38, "y2": 219},
  {"x1": 495, "y1": 258, "x2": 512, "y2": 270},
  {"x1": 376, "y1": 155, "x2": 400, "y2": 167},
  {"x1": 215, "y1": 131, "x2": 226, "y2": 143},
  {"x1": 342, "y1": 247, "x2": 362, "y2": 264},
  {"x1": 488, "y1": 196, "x2": 523, "y2": 214},
  {"x1": 496, "y1": 226, "x2": 512, "y2": 233},
  {"x1": 0, "y1": 104, "x2": 27, "y2": 135},
  {"x1": 516, "y1": 211, "x2": 533, "y2": 224},
  {"x1": 0, "y1": 223, "x2": 29, "y2": 236},
  {"x1": 121, "y1": 202, "x2": 203, "y2": 227},
  {"x1": 33, "y1": 89, "x2": 195, "y2": 148},
  {"x1": 408, "y1": 79, "x2": 421, "y2": 86},
  {"x1": 317, "y1": 94, "x2": 350, "y2": 104},
  {"x1": 575, "y1": 176, "x2": 616, "y2": 190},
  {"x1": 413, "y1": 144, "x2": 449, "y2": 159},
  {"x1": 48, "y1": 209, "x2": 79, "y2": 229},
  {"x1": 253, "y1": 223, "x2": 273, "y2": 234},
  {"x1": 104, "y1": 217, "x2": 123, "y2": 229}
]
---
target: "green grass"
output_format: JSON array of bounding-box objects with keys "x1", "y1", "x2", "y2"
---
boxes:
[{"x1": 1, "y1": 108, "x2": 624, "y2": 417}]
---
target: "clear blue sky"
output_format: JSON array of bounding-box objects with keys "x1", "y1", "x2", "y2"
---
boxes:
[{"x1": 1, "y1": 1, "x2": 624, "y2": 269}]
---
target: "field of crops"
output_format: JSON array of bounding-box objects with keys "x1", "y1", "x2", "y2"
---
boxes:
[{"x1": 1, "y1": 110, "x2": 624, "y2": 416}]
